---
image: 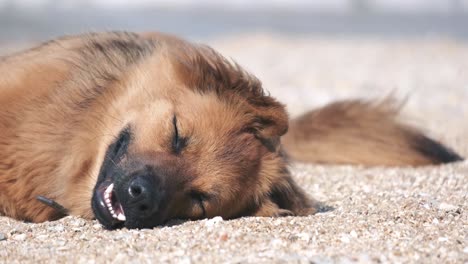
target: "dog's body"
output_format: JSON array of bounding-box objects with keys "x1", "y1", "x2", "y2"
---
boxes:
[{"x1": 0, "y1": 32, "x2": 462, "y2": 229}]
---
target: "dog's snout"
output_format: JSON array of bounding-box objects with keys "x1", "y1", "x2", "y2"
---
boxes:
[
  {"x1": 110, "y1": 155, "x2": 182, "y2": 228},
  {"x1": 128, "y1": 177, "x2": 147, "y2": 198},
  {"x1": 127, "y1": 176, "x2": 154, "y2": 212}
]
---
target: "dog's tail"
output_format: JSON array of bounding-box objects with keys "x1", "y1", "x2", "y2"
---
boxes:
[{"x1": 282, "y1": 99, "x2": 463, "y2": 166}]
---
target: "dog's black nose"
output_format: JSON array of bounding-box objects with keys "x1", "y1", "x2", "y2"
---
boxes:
[{"x1": 126, "y1": 175, "x2": 158, "y2": 214}]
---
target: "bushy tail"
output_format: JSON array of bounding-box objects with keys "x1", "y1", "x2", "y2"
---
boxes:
[{"x1": 282, "y1": 99, "x2": 463, "y2": 166}]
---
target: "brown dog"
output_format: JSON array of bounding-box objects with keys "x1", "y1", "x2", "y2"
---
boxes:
[{"x1": 0, "y1": 32, "x2": 462, "y2": 229}]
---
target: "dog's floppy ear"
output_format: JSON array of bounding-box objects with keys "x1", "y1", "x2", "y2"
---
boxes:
[
  {"x1": 249, "y1": 101, "x2": 289, "y2": 151},
  {"x1": 169, "y1": 43, "x2": 289, "y2": 151},
  {"x1": 255, "y1": 171, "x2": 319, "y2": 217}
]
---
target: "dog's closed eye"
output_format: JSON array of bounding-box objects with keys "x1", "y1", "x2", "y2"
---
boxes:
[
  {"x1": 113, "y1": 128, "x2": 131, "y2": 159},
  {"x1": 172, "y1": 115, "x2": 188, "y2": 154}
]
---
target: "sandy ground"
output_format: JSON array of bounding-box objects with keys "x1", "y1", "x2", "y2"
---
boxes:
[{"x1": 1, "y1": 35, "x2": 467, "y2": 263}]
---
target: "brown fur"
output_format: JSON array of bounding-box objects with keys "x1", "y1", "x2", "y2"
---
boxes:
[
  {"x1": 0, "y1": 32, "x2": 462, "y2": 227},
  {"x1": 283, "y1": 100, "x2": 462, "y2": 166}
]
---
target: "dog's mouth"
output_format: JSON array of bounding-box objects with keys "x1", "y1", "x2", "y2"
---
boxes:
[
  {"x1": 92, "y1": 128, "x2": 132, "y2": 229},
  {"x1": 92, "y1": 181, "x2": 126, "y2": 228},
  {"x1": 103, "y1": 183, "x2": 126, "y2": 221}
]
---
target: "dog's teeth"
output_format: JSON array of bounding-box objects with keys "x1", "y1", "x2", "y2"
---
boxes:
[
  {"x1": 105, "y1": 183, "x2": 114, "y2": 195},
  {"x1": 102, "y1": 183, "x2": 121, "y2": 219},
  {"x1": 117, "y1": 213, "x2": 126, "y2": 221}
]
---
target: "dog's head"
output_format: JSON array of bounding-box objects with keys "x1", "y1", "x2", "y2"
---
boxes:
[{"x1": 87, "y1": 38, "x2": 316, "y2": 229}]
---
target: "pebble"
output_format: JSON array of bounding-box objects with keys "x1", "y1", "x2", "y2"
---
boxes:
[
  {"x1": 13, "y1": 234, "x2": 27, "y2": 241},
  {"x1": 270, "y1": 239, "x2": 284, "y2": 247},
  {"x1": 438, "y1": 203, "x2": 458, "y2": 212},
  {"x1": 438, "y1": 237, "x2": 449, "y2": 242},
  {"x1": 219, "y1": 233, "x2": 229, "y2": 241},
  {"x1": 48, "y1": 225, "x2": 64, "y2": 232},
  {"x1": 296, "y1": 233, "x2": 310, "y2": 242},
  {"x1": 0, "y1": 233, "x2": 6, "y2": 241},
  {"x1": 340, "y1": 234, "x2": 351, "y2": 243},
  {"x1": 36, "y1": 234, "x2": 49, "y2": 241},
  {"x1": 204, "y1": 216, "x2": 223, "y2": 227},
  {"x1": 273, "y1": 219, "x2": 283, "y2": 226}
]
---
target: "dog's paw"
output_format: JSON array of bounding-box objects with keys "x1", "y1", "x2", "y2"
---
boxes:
[{"x1": 253, "y1": 200, "x2": 294, "y2": 217}]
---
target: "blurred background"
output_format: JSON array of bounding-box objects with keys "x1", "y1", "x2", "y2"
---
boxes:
[
  {"x1": 1, "y1": 0, "x2": 467, "y2": 150},
  {"x1": 1, "y1": 0, "x2": 467, "y2": 41}
]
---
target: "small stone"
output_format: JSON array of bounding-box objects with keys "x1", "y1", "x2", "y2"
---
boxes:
[
  {"x1": 173, "y1": 249, "x2": 185, "y2": 257},
  {"x1": 70, "y1": 218, "x2": 87, "y2": 227},
  {"x1": 273, "y1": 219, "x2": 283, "y2": 226},
  {"x1": 56, "y1": 239, "x2": 67, "y2": 246},
  {"x1": 56, "y1": 246, "x2": 69, "y2": 251},
  {"x1": 219, "y1": 233, "x2": 229, "y2": 241},
  {"x1": 53, "y1": 225, "x2": 65, "y2": 232},
  {"x1": 438, "y1": 237, "x2": 448, "y2": 242},
  {"x1": 178, "y1": 257, "x2": 191, "y2": 264},
  {"x1": 296, "y1": 233, "x2": 310, "y2": 242},
  {"x1": 439, "y1": 203, "x2": 458, "y2": 212},
  {"x1": 270, "y1": 238, "x2": 284, "y2": 247},
  {"x1": 0, "y1": 233, "x2": 6, "y2": 241},
  {"x1": 204, "y1": 216, "x2": 223, "y2": 227},
  {"x1": 13, "y1": 233, "x2": 27, "y2": 241},
  {"x1": 112, "y1": 253, "x2": 128, "y2": 262},
  {"x1": 36, "y1": 234, "x2": 49, "y2": 241},
  {"x1": 340, "y1": 234, "x2": 350, "y2": 243}
]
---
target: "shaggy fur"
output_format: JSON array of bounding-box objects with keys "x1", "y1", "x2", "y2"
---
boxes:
[{"x1": 0, "y1": 32, "x2": 462, "y2": 229}]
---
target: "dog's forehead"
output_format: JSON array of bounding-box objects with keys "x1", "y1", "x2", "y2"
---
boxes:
[
  {"x1": 120, "y1": 49, "x2": 251, "y2": 120},
  {"x1": 176, "y1": 92, "x2": 249, "y2": 127}
]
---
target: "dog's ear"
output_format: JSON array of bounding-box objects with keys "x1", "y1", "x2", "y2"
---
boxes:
[
  {"x1": 169, "y1": 44, "x2": 289, "y2": 150},
  {"x1": 249, "y1": 102, "x2": 289, "y2": 152},
  {"x1": 254, "y1": 172, "x2": 319, "y2": 217}
]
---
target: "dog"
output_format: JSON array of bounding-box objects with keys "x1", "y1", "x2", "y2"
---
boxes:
[{"x1": 0, "y1": 32, "x2": 462, "y2": 229}]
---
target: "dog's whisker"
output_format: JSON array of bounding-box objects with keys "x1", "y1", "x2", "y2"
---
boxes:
[{"x1": 36, "y1": 196, "x2": 69, "y2": 216}]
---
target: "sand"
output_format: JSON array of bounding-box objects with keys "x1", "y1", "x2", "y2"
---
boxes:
[{"x1": 1, "y1": 35, "x2": 467, "y2": 263}]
